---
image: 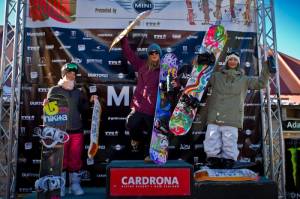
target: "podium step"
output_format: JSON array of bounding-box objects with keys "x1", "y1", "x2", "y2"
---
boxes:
[
  {"x1": 194, "y1": 177, "x2": 278, "y2": 199},
  {"x1": 107, "y1": 160, "x2": 193, "y2": 199}
]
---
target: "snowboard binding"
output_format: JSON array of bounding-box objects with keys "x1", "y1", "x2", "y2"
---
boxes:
[
  {"x1": 35, "y1": 175, "x2": 65, "y2": 192},
  {"x1": 181, "y1": 94, "x2": 201, "y2": 109},
  {"x1": 35, "y1": 126, "x2": 69, "y2": 148}
]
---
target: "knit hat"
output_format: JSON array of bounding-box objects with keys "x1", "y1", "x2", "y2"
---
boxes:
[
  {"x1": 225, "y1": 49, "x2": 240, "y2": 65},
  {"x1": 61, "y1": 63, "x2": 79, "y2": 77},
  {"x1": 147, "y1": 43, "x2": 162, "y2": 57}
]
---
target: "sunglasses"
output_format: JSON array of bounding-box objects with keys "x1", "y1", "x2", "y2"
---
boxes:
[{"x1": 149, "y1": 51, "x2": 159, "y2": 56}]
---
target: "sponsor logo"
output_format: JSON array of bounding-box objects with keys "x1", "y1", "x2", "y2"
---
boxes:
[
  {"x1": 30, "y1": 72, "x2": 38, "y2": 79},
  {"x1": 30, "y1": 101, "x2": 43, "y2": 106},
  {"x1": 108, "y1": 60, "x2": 122, "y2": 66},
  {"x1": 92, "y1": 45, "x2": 106, "y2": 52},
  {"x1": 21, "y1": 116, "x2": 35, "y2": 121},
  {"x1": 168, "y1": 145, "x2": 176, "y2": 149},
  {"x1": 110, "y1": 47, "x2": 122, "y2": 51},
  {"x1": 97, "y1": 33, "x2": 113, "y2": 37},
  {"x1": 99, "y1": 145, "x2": 105, "y2": 150},
  {"x1": 19, "y1": 188, "x2": 33, "y2": 193},
  {"x1": 27, "y1": 32, "x2": 45, "y2": 37},
  {"x1": 187, "y1": 35, "x2": 198, "y2": 39},
  {"x1": 180, "y1": 144, "x2": 190, "y2": 150},
  {"x1": 110, "y1": 168, "x2": 191, "y2": 196},
  {"x1": 21, "y1": 172, "x2": 39, "y2": 177},
  {"x1": 112, "y1": 144, "x2": 125, "y2": 151},
  {"x1": 88, "y1": 73, "x2": 108, "y2": 78},
  {"x1": 45, "y1": 44, "x2": 54, "y2": 50},
  {"x1": 153, "y1": 34, "x2": 166, "y2": 40},
  {"x1": 137, "y1": 47, "x2": 147, "y2": 52},
  {"x1": 25, "y1": 142, "x2": 32, "y2": 150},
  {"x1": 105, "y1": 131, "x2": 119, "y2": 136},
  {"x1": 133, "y1": 0, "x2": 153, "y2": 13},
  {"x1": 121, "y1": 176, "x2": 179, "y2": 187},
  {"x1": 54, "y1": 31, "x2": 62, "y2": 36},
  {"x1": 70, "y1": 30, "x2": 77, "y2": 38},
  {"x1": 107, "y1": 117, "x2": 126, "y2": 121},
  {"x1": 132, "y1": 33, "x2": 148, "y2": 38},
  {"x1": 52, "y1": 59, "x2": 66, "y2": 63},
  {"x1": 235, "y1": 36, "x2": 253, "y2": 40},
  {"x1": 87, "y1": 59, "x2": 103, "y2": 64},
  {"x1": 27, "y1": 46, "x2": 40, "y2": 51},
  {"x1": 44, "y1": 114, "x2": 68, "y2": 123},
  {"x1": 192, "y1": 131, "x2": 205, "y2": 135},
  {"x1": 78, "y1": 44, "x2": 86, "y2": 51},
  {"x1": 59, "y1": 45, "x2": 72, "y2": 49},
  {"x1": 71, "y1": 57, "x2": 82, "y2": 64},
  {"x1": 32, "y1": 159, "x2": 41, "y2": 164},
  {"x1": 172, "y1": 34, "x2": 182, "y2": 39},
  {"x1": 241, "y1": 49, "x2": 254, "y2": 53},
  {"x1": 38, "y1": 88, "x2": 49, "y2": 93}
]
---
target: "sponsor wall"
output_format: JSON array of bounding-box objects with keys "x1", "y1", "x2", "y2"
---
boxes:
[{"x1": 17, "y1": 0, "x2": 264, "y2": 193}]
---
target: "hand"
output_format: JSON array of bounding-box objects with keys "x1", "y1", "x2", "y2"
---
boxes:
[
  {"x1": 42, "y1": 98, "x2": 49, "y2": 106},
  {"x1": 171, "y1": 79, "x2": 180, "y2": 88},
  {"x1": 90, "y1": 95, "x2": 98, "y2": 102}
]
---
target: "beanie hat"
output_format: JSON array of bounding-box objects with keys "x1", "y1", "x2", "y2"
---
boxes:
[
  {"x1": 225, "y1": 49, "x2": 240, "y2": 66},
  {"x1": 147, "y1": 43, "x2": 162, "y2": 57},
  {"x1": 61, "y1": 63, "x2": 79, "y2": 77}
]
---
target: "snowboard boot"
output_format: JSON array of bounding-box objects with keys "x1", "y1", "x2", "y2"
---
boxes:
[
  {"x1": 222, "y1": 158, "x2": 235, "y2": 169},
  {"x1": 206, "y1": 157, "x2": 222, "y2": 169},
  {"x1": 60, "y1": 171, "x2": 66, "y2": 197},
  {"x1": 70, "y1": 172, "x2": 84, "y2": 196}
]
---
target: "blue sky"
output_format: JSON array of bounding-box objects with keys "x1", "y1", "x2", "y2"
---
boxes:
[{"x1": 0, "y1": 1, "x2": 299, "y2": 59}]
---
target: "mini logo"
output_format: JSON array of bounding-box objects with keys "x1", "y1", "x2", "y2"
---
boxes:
[
  {"x1": 71, "y1": 57, "x2": 82, "y2": 64},
  {"x1": 133, "y1": 0, "x2": 153, "y2": 13},
  {"x1": 45, "y1": 44, "x2": 54, "y2": 50}
]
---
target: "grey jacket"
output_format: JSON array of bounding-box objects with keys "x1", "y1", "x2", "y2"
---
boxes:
[
  {"x1": 47, "y1": 85, "x2": 88, "y2": 131},
  {"x1": 207, "y1": 62, "x2": 270, "y2": 128}
]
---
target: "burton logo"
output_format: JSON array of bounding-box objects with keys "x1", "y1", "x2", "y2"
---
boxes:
[{"x1": 29, "y1": 0, "x2": 77, "y2": 23}]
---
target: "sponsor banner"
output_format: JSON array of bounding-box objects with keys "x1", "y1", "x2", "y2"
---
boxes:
[
  {"x1": 285, "y1": 139, "x2": 300, "y2": 199},
  {"x1": 109, "y1": 168, "x2": 191, "y2": 196},
  {"x1": 26, "y1": 0, "x2": 257, "y2": 32},
  {"x1": 283, "y1": 120, "x2": 300, "y2": 131}
]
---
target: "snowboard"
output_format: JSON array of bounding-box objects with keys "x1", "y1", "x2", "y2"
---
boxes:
[
  {"x1": 35, "y1": 94, "x2": 69, "y2": 198},
  {"x1": 87, "y1": 98, "x2": 102, "y2": 160},
  {"x1": 194, "y1": 167, "x2": 258, "y2": 182},
  {"x1": 169, "y1": 24, "x2": 227, "y2": 136},
  {"x1": 109, "y1": 10, "x2": 151, "y2": 51},
  {"x1": 149, "y1": 53, "x2": 179, "y2": 164}
]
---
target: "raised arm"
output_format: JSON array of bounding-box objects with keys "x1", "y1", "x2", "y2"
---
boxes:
[{"x1": 121, "y1": 37, "x2": 145, "y2": 71}]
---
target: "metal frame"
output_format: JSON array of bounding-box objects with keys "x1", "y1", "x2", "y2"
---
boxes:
[
  {"x1": 0, "y1": 0, "x2": 25, "y2": 198},
  {"x1": 0, "y1": 0, "x2": 285, "y2": 198},
  {"x1": 256, "y1": 0, "x2": 285, "y2": 198}
]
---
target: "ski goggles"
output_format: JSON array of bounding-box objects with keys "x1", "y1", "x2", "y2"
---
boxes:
[
  {"x1": 226, "y1": 49, "x2": 240, "y2": 57},
  {"x1": 149, "y1": 51, "x2": 159, "y2": 56}
]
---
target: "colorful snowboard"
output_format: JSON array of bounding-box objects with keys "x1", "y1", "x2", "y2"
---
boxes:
[
  {"x1": 88, "y1": 98, "x2": 102, "y2": 160},
  {"x1": 35, "y1": 94, "x2": 69, "y2": 198},
  {"x1": 194, "y1": 168, "x2": 258, "y2": 181},
  {"x1": 109, "y1": 10, "x2": 151, "y2": 51},
  {"x1": 149, "y1": 53, "x2": 179, "y2": 164},
  {"x1": 169, "y1": 25, "x2": 227, "y2": 136}
]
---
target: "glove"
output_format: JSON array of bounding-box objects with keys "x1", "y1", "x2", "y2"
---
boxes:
[{"x1": 267, "y1": 56, "x2": 276, "y2": 74}]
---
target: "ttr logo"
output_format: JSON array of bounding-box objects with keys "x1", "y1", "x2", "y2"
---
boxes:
[
  {"x1": 133, "y1": 0, "x2": 153, "y2": 13},
  {"x1": 29, "y1": 0, "x2": 77, "y2": 23}
]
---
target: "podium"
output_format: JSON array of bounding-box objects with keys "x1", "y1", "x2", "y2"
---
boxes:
[
  {"x1": 106, "y1": 160, "x2": 193, "y2": 199},
  {"x1": 194, "y1": 177, "x2": 278, "y2": 199}
]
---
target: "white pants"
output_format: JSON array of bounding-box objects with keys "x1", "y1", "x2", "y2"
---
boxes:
[{"x1": 203, "y1": 124, "x2": 239, "y2": 160}]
